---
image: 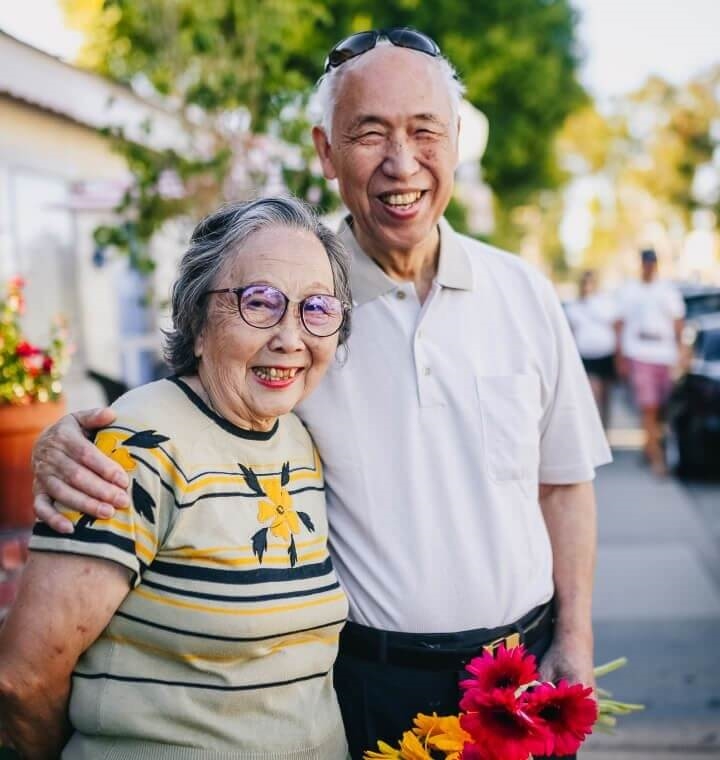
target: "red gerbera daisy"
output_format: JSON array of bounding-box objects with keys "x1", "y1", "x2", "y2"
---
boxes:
[
  {"x1": 459, "y1": 741, "x2": 488, "y2": 760},
  {"x1": 460, "y1": 644, "x2": 539, "y2": 694},
  {"x1": 460, "y1": 687, "x2": 545, "y2": 760},
  {"x1": 523, "y1": 680, "x2": 598, "y2": 756}
]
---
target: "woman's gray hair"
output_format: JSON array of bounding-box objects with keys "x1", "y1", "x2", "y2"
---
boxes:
[
  {"x1": 313, "y1": 39, "x2": 466, "y2": 141},
  {"x1": 164, "y1": 196, "x2": 352, "y2": 376}
]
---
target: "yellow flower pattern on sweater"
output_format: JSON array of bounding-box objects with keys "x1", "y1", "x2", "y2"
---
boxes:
[
  {"x1": 95, "y1": 430, "x2": 136, "y2": 472},
  {"x1": 257, "y1": 477, "x2": 301, "y2": 541},
  {"x1": 244, "y1": 461, "x2": 315, "y2": 567}
]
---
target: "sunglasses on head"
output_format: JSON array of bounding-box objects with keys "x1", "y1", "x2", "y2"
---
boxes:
[{"x1": 324, "y1": 27, "x2": 441, "y2": 73}]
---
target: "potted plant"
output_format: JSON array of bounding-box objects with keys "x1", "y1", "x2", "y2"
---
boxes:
[{"x1": 0, "y1": 277, "x2": 71, "y2": 530}]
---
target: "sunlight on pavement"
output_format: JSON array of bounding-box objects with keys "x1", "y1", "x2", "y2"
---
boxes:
[{"x1": 606, "y1": 427, "x2": 645, "y2": 449}]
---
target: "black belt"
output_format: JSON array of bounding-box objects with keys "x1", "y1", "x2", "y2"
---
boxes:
[{"x1": 339, "y1": 600, "x2": 554, "y2": 671}]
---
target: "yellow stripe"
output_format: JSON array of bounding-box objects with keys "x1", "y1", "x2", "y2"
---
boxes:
[
  {"x1": 56, "y1": 508, "x2": 156, "y2": 563},
  {"x1": 164, "y1": 536, "x2": 325, "y2": 559},
  {"x1": 269, "y1": 633, "x2": 339, "y2": 653},
  {"x1": 134, "y1": 587, "x2": 346, "y2": 616},
  {"x1": 103, "y1": 631, "x2": 339, "y2": 665},
  {"x1": 91, "y1": 516, "x2": 157, "y2": 563},
  {"x1": 94, "y1": 516, "x2": 157, "y2": 547},
  {"x1": 155, "y1": 550, "x2": 327, "y2": 569},
  {"x1": 135, "y1": 541, "x2": 155, "y2": 564},
  {"x1": 134, "y1": 445, "x2": 322, "y2": 494},
  {"x1": 58, "y1": 507, "x2": 82, "y2": 522}
]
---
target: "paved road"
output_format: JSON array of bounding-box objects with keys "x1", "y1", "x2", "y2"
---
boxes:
[{"x1": 583, "y1": 399, "x2": 720, "y2": 758}]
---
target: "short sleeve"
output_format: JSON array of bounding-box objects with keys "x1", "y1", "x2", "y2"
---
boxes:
[
  {"x1": 31, "y1": 425, "x2": 172, "y2": 586},
  {"x1": 537, "y1": 279, "x2": 613, "y2": 483}
]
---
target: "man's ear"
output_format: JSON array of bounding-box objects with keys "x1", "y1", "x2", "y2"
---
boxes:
[
  {"x1": 454, "y1": 115, "x2": 462, "y2": 165},
  {"x1": 312, "y1": 126, "x2": 338, "y2": 181}
]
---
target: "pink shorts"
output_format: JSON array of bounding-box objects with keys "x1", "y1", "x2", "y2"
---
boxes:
[{"x1": 628, "y1": 359, "x2": 673, "y2": 409}]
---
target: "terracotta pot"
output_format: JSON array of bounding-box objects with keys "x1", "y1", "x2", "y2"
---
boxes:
[{"x1": 0, "y1": 399, "x2": 66, "y2": 530}]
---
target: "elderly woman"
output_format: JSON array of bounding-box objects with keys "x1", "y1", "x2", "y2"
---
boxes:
[{"x1": 0, "y1": 197, "x2": 352, "y2": 759}]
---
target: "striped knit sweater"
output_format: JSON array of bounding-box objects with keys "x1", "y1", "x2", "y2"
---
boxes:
[{"x1": 31, "y1": 377, "x2": 349, "y2": 760}]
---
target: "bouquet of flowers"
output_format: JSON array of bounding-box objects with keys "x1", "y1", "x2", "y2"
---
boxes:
[
  {"x1": 364, "y1": 644, "x2": 643, "y2": 760},
  {"x1": 0, "y1": 276, "x2": 71, "y2": 405}
]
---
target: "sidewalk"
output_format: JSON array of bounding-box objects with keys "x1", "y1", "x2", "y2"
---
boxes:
[{"x1": 581, "y1": 395, "x2": 720, "y2": 758}]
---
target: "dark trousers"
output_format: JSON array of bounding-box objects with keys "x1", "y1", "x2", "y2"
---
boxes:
[{"x1": 334, "y1": 625, "x2": 575, "y2": 760}]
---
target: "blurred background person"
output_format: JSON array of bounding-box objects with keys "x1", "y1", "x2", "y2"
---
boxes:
[
  {"x1": 565, "y1": 269, "x2": 618, "y2": 428},
  {"x1": 615, "y1": 249, "x2": 686, "y2": 476}
]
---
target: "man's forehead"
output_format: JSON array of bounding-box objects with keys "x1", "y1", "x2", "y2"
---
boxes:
[
  {"x1": 333, "y1": 46, "x2": 453, "y2": 122},
  {"x1": 337, "y1": 44, "x2": 443, "y2": 91}
]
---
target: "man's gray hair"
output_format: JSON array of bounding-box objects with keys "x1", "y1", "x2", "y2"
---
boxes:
[
  {"x1": 164, "y1": 197, "x2": 352, "y2": 376},
  {"x1": 313, "y1": 39, "x2": 466, "y2": 141}
]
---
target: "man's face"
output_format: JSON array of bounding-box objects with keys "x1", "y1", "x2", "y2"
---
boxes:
[
  {"x1": 641, "y1": 259, "x2": 658, "y2": 282},
  {"x1": 313, "y1": 46, "x2": 459, "y2": 256}
]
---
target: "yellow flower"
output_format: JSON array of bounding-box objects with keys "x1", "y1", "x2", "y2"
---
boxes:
[
  {"x1": 399, "y1": 731, "x2": 434, "y2": 760},
  {"x1": 364, "y1": 741, "x2": 402, "y2": 759},
  {"x1": 413, "y1": 714, "x2": 471, "y2": 760},
  {"x1": 257, "y1": 477, "x2": 300, "y2": 541},
  {"x1": 95, "y1": 431, "x2": 136, "y2": 472},
  {"x1": 413, "y1": 713, "x2": 442, "y2": 739}
]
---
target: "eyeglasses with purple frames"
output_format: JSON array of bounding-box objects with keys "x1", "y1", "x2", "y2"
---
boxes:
[{"x1": 205, "y1": 284, "x2": 350, "y2": 338}]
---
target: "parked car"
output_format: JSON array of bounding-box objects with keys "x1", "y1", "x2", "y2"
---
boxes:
[
  {"x1": 666, "y1": 312, "x2": 720, "y2": 478},
  {"x1": 676, "y1": 283, "x2": 720, "y2": 320}
]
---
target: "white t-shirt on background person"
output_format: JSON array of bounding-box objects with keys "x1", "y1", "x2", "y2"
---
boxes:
[
  {"x1": 618, "y1": 280, "x2": 685, "y2": 366},
  {"x1": 564, "y1": 293, "x2": 619, "y2": 359}
]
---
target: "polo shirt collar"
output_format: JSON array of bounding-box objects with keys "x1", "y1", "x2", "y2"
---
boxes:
[{"x1": 339, "y1": 216, "x2": 474, "y2": 306}]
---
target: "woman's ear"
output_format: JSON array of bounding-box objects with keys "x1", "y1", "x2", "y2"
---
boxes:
[{"x1": 194, "y1": 329, "x2": 205, "y2": 360}]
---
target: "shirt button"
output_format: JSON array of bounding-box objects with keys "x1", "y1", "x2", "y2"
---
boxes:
[
  {"x1": 396, "y1": 290, "x2": 407, "y2": 300},
  {"x1": 423, "y1": 366, "x2": 432, "y2": 376},
  {"x1": 417, "y1": 330, "x2": 423, "y2": 339}
]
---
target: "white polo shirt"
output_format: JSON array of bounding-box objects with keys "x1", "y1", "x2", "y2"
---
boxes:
[{"x1": 296, "y1": 218, "x2": 611, "y2": 633}]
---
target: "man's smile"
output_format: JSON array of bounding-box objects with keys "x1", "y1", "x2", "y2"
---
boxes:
[{"x1": 377, "y1": 190, "x2": 426, "y2": 209}]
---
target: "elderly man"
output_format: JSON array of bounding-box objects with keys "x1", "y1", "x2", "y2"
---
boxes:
[{"x1": 32, "y1": 28, "x2": 610, "y2": 760}]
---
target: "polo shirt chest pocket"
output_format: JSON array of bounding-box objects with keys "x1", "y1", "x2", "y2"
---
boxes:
[{"x1": 476, "y1": 374, "x2": 541, "y2": 482}]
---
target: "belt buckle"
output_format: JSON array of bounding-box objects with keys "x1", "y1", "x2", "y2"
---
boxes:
[{"x1": 482, "y1": 631, "x2": 520, "y2": 655}]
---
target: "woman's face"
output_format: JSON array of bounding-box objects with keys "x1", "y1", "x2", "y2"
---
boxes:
[{"x1": 195, "y1": 225, "x2": 341, "y2": 430}]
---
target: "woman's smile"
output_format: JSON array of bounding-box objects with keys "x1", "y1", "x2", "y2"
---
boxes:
[{"x1": 251, "y1": 365, "x2": 304, "y2": 388}]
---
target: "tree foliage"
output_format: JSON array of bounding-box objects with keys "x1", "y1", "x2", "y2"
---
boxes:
[
  {"x1": 556, "y1": 67, "x2": 720, "y2": 273},
  {"x1": 294, "y1": 0, "x2": 585, "y2": 207},
  {"x1": 62, "y1": 0, "x2": 586, "y2": 267}
]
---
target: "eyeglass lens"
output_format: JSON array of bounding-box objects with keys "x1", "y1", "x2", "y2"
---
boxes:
[{"x1": 238, "y1": 285, "x2": 343, "y2": 337}]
